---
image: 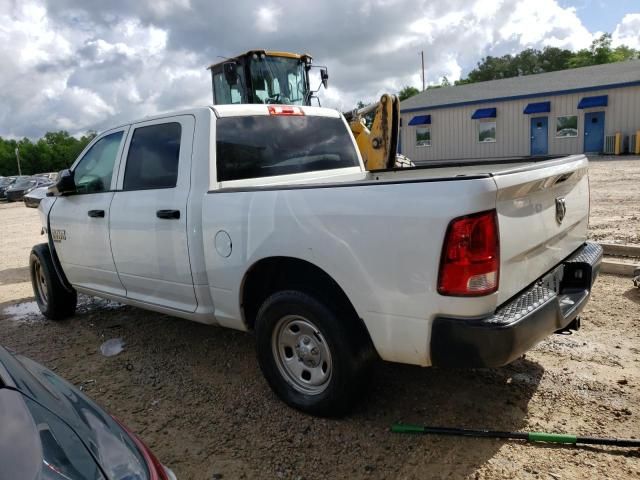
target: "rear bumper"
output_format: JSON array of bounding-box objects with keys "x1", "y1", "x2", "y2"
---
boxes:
[
  {"x1": 430, "y1": 241, "x2": 602, "y2": 368},
  {"x1": 5, "y1": 191, "x2": 24, "y2": 202}
]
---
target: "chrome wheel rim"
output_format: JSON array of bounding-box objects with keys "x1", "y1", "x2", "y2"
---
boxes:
[
  {"x1": 34, "y1": 259, "x2": 48, "y2": 306},
  {"x1": 272, "y1": 315, "x2": 332, "y2": 395}
]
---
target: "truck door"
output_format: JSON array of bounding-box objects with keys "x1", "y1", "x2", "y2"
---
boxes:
[
  {"x1": 109, "y1": 116, "x2": 197, "y2": 312},
  {"x1": 49, "y1": 128, "x2": 129, "y2": 296}
]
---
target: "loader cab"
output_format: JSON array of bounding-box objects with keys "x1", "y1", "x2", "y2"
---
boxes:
[{"x1": 209, "y1": 50, "x2": 315, "y2": 106}]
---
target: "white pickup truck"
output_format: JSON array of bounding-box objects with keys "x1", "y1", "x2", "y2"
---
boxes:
[{"x1": 32, "y1": 104, "x2": 601, "y2": 416}]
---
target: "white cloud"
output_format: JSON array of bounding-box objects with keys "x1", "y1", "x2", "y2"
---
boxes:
[
  {"x1": 0, "y1": 0, "x2": 629, "y2": 137},
  {"x1": 612, "y1": 13, "x2": 640, "y2": 49},
  {"x1": 499, "y1": 0, "x2": 593, "y2": 49},
  {"x1": 255, "y1": 6, "x2": 282, "y2": 33}
]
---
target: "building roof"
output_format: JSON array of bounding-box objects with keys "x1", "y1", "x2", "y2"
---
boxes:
[{"x1": 401, "y1": 60, "x2": 640, "y2": 112}]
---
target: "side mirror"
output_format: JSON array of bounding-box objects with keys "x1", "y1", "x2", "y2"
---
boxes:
[
  {"x1": 320, "y1": 68, "x2": 329, "y2": 89},
  {"x1": 49, "y1": 169, "x2": 76, "y2": 196},
  {"x1": 223, "y1": 62, "x2": 238, "y2": 86}
]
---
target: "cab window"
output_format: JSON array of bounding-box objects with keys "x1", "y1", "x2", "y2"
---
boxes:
[
  {"x1": 123, "y1": 123, "x2": 182, "y2": 190},
  {"x1": 216, "y1": 115, "x2": 360, "y2": 181},
  {"x1": 73, "y1": 132, "x2": 123, "y2": 194},
  {"x1": 213, "y1": 72, "x2": 244, "y2": 104}
]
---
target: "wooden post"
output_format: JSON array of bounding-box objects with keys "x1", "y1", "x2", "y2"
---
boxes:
[{"x1": 421, "y1": 51, "x2": 425, "y2": 91}]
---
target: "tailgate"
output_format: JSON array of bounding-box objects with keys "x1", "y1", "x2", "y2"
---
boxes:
[{"x1": 493, "y1": 155, "x2": 590, "y2": 305}]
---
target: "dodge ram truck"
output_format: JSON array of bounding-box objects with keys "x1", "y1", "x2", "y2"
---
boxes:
[{"x1": 31, "y1": 104, "x2": 602, "y2": 416}]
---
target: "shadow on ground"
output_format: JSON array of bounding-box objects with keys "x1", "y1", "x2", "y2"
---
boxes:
[
  {"x1": 0, "y1": 266, "x2": 30, "y2": 285},
  {"x1": 622, "y1": 286, "x2": 640, "y2": 305}
]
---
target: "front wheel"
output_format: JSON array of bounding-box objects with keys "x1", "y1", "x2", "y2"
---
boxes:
[
  {"x1": 30, "y1": 243, "x2": 77, "y2": 320},
  {"x1": 255, "y1": 290, "x2": 374, "y2": 416}
]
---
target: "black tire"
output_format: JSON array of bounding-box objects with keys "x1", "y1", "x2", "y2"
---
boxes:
[
  {"x1": 30, "y1": 243, "x2": 77, "y2": 320},
  {"x1": 255, "y1": 290, "x2": 374, "y2": 417}
]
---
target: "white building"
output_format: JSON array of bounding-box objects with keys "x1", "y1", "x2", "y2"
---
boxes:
[{"x1": 399, "y1": 60, "x2": 640, "y2": 162}]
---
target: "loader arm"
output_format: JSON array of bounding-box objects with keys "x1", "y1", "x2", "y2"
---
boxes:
[{"x1": 344, "y1": 94, "x2": 400, "y2": 171}]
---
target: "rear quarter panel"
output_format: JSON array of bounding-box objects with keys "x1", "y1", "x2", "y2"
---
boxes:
[{"x1": 202, "y1": 177, "x2": 498, "y2": 365}]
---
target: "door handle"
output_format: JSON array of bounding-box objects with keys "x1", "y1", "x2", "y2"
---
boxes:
[
  {"x1": 88, "y1": 210, "x2": 105, "y2": 218},
  {"x1": 156, "y1": 209, "x2": 180, "y2": 220}
]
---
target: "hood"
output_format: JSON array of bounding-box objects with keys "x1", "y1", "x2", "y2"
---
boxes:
[
  {"x1": 0, "y1": 346, "x2": 149, "y2": 480},
  {"x1": 25, "y1": 186, "x2": 50, "y2": 199}
]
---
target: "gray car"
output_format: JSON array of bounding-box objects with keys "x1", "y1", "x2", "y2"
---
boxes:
[{"x1": 24, "y1": 185, "x2": 51, "y2": 208}]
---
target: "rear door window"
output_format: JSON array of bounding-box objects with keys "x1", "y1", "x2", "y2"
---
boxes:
[
  {"x1": 123, "y1": 123, "x2": 182, "y2": 190},
  {"x1": 216, "y1": 115, "x2": 360, "y2": 181}
]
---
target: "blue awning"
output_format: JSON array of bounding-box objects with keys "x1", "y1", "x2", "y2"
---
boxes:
[
  {"x1": 471, "y1": 108, "x2": 496, "y2": 119},
  {"x1": 577, "y1": 95, "x2": 608, "y2": 109},
  {"x1": 523, "y1": 101, "x2": 550, "y2": 114},
  {"x1": 408, "y1": 114, "x2": 431, "y2": 125}
]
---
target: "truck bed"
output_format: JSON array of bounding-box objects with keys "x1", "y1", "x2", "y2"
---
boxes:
[{"x1": 369, "y1": 155, "x2": 575, "y2": 182}]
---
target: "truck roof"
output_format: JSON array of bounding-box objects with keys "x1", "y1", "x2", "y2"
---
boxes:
[
  {"x1": 103, "y1": 105, "x2": 342, "y2": 133},
  {"x1": 212, "y1": 104, "x2": 341, "y2": 118}
]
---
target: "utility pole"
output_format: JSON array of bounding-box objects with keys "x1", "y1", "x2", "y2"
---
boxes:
[
  {"x1": 421, "y1": 50, "x2": 425, "y2": 91},
  {"x1": 15, "y1": 148, "x2": 21, "y2": 176}
]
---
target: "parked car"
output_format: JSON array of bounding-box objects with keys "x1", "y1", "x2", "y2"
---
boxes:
[
  {"x1": 36, "y1": 171, "x2": 60, "y2": 181},
  {"x1": 33, "y1": 105, "x2": 601, "y2": 416},
  {"x1": 5, "y1": 176, "x2": 52, "y2": 202},
  {"x1": 0, "y1": 175, "x2": 20, "y2": 199},
  {"x1": 24, "y1": 185, "x2": 51, "y2": 208},
  {"x1": 0, "y1": 345, "x2": 176, "y2": 480}
]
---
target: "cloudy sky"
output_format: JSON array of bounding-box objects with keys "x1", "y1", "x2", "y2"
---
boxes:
[{"x1": 1, "y1": 0, "x2": 638, "y2": 138}]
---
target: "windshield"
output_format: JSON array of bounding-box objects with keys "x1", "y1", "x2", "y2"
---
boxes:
[
  {"x1": 248, "y1": 56, "x2": 308, "y2": 105},
  {"x1": 216, "y1": 115, "x2": 360, "y2": 181}
]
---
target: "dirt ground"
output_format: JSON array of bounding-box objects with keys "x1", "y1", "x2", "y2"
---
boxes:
[
  {"x1": 1, "y1": 158, "x2": 639, "y2": 480},
  {"x1": 588, "y1": 158, "x2": 640, "y2": 245}
]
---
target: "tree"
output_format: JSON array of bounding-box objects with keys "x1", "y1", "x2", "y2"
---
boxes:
[
  {"x1": 0, "y1": 131, "x2": 96, "y2": 176},
  {"x1": 427, "y1": 77, "x2": 452, "y2": 90},
  {"x1": 398, "y1": 86, "x2": 420, "y2": 101},
  {"x1": 458, "y1": 34, "x2": 638, "y2": 85},
  {"x1": 538, "y1": 47, "x2": 574, "y2": 72},
  {"x1": 354, "y1": 101, "x2": 375, "y2": 128}
]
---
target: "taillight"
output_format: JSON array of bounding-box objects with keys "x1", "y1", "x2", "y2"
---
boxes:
[
  {"x1": 268, "y1": 105, "x2": 305, "y2": 116},
  {"x1": 438, "y1": 210, "x2": 499, "y2": 296}
]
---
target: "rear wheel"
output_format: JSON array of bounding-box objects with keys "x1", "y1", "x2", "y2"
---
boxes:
[
  {"x1": 30, "y1": 243, "x2": 77, "y2": 320},
  {"x1": 255, "y1": 290, "x2": 374, "y2": 416}
]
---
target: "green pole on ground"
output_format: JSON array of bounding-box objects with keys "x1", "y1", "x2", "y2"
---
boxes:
[{"x1": 391, "y1": 424, "x2": 640, "y2": 448}]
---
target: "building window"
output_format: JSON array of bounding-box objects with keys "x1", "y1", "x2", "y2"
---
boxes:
[
  {"x1": 478, "y1": 120, "x2": 496, "y2": 143},
  {"x1": 416, "y1": 127, "x2": 431, "y2": 147},
  {"x1": 556, "y1": 115, "x2": 578, "y2": 138}
]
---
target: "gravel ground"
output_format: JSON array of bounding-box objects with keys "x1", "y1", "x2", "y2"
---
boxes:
[
  {"x1": 588, "y1": 157, "x2": 640, "y2": 245},
  {"x1": 1, "y1": 158, "x2": 639, "y2": 479}
]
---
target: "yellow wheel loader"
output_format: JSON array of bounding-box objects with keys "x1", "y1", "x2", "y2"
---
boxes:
[{"x1": 208, "y1": 50, "x2": 410, "y2": 170}]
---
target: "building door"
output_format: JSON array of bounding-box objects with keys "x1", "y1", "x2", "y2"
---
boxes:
[
  {"x1": 530, "y1": 117, "x2": 548, "y2": 155},
  {"x1": 584, "y1": 111, "x2": 605, "y2": 153}
]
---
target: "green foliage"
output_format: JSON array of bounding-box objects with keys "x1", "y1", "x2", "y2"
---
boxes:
[
  {"x1": 0, "y1": 131, "x2": 96, "y2": 176},
  {"x1": 427, "y1": 76, "x2": 451, "y2": 90},
  {"x1": 355, "y1": 101, "x2": 375, "y2": 129},
  {"x1": 398, "y1": 86, "x2": 420, "y2": 101},
  {"x1": 460, "y1": 35, "x2": 638, "y2": 85},
  {"x1": 569, "y1": 33, "x2": 639, "y2": 68}
]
